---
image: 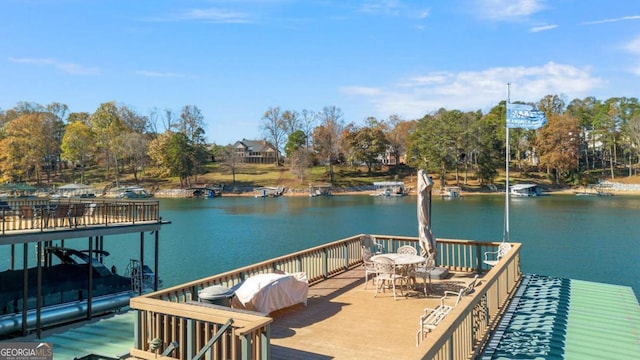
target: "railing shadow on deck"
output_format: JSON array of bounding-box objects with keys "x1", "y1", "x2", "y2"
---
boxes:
[
  {"x1": 0, "y1": 198, "x2": 160, "y2": 234},
  {"x1": 129, "y1": 234, "x2": 521, "y2": 360}
]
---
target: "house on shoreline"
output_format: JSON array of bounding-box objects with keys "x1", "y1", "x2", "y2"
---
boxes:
[{"x1": 233, "y1": 139, "x2": 280, "y2": 164}]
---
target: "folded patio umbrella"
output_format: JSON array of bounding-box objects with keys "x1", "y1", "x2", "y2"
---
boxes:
[{"x1": 417, "y1": 169, "x2": 436, "y2": 256}]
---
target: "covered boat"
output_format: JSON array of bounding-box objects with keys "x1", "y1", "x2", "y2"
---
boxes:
[
  {"x1": 371, "y1": 181, "x2": 407, "y2": 196},
  {"x1": 510, "y1": 183, "x2": 542, "y2": 197},
  {"x1": 0, "y1": 247, "x2": 158, "y2": 335}
]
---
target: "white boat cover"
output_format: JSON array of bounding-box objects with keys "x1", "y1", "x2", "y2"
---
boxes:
[{"x1": 232, "y1": 272, "x2": 308, "y2": 314}]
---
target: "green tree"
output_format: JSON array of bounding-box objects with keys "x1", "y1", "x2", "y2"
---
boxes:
[
  {"x1": 166, "y1": 132, "x2": 195, "y2": 187},
  {"x1": 345, "y1": 126, "x2": 388, "y2": 174},
  {"x1": 566, "y1": 96, "x2": 601, "y2": 172},
  {"x1": 284, "y1": 130, "x2": 307, "y2": 159},
  {"x1": 614, "y1": 97, "x2": 640, "y2": 176},
  {"x1": 475, "y1": 105, "x2": 504, "y2": 185},
  {"x1": 627, "y1": 113, "x2": 640, "y2": 175},
  {"x1": 90, "y1": 102, "x2": 128, "y2": 187},
  {"x1": 407, "y1": 109, "x2": 458, "y2": 187}
]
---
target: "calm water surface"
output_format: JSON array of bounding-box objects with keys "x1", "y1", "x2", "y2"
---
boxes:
[{"x1": 3, "y1": 195, "x2": 639, "y2": 298}]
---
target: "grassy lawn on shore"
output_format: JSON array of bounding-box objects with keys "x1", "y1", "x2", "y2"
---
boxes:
[{"x1": 60, "y1": 163, "x2": 640, "y2": 197}]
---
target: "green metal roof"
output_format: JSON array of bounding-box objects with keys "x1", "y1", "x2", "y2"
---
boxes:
[
  {"x1": 42, "y1": 311, "x2": 134, "y2": 360},
  {"x1": 564, "y1": 280, "x2": 640, "y2": 360},
  {"x1": 482, "y1": 274, "x2": 640, "y2": 360}
]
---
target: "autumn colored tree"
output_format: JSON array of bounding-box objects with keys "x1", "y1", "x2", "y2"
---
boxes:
[
  {"x1": 536, "y1": 114, "x2": 580, "y2": 184},
  {"x1": 385, "y1": 115, "x2": 416, "y2": 171},
  {"x1": 147, "y1": 132, "x2": 172, "y2": 177},
  {"x1": 61, "y1": 121, "x2": 93, "y2": 183},
  {"x1": 0, "y1": 114, "x2": 48, "y2": 183}
]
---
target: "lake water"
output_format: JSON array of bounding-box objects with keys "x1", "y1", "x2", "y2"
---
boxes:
[{"x1": 3, "y1": 194, "x2": 639, "y2": 298}]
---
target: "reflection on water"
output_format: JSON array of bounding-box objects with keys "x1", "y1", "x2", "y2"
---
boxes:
[{"x1": 1, "y1": 195, "x2": 638, "y2": 298}]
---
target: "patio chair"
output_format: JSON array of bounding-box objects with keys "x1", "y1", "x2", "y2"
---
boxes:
[
  {"x1": 374, "y1": 256, "x2": 407, "y2": 300},
  {"x1": 408, "y1": 252, "x2": 436, "y2": 297},
  {"x1": 361, "y1": 247, "x2": 377, "y2": 289},
  {"x1": 50, "y1": 204, "x2": 70, "y2": 228},
  {"x1": 68, "y1": 203, "x2": 85, "y2": 227},
  {"x1": 443, "y1": 274, "x2": 480, "y2": 306},
  {"x1": 483, "y1": 242, "x2": 512, "y2": 267},
  {"x1": 360, "y1": 234, "x2": 383, "y2": 255},
  {"x1": 397, "y1": 245, "x2": 417, "y2": 255},
  {"x1": 19, "y1": 205, "x2": 39, "y2": 229},
  {"x1": 415, "y1": 296, "x2": 453, "y2": 346}
]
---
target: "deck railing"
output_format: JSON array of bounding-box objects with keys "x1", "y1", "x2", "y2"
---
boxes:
[
  {"x1": 0, "y1": 199, "x2": 160, "y2": 234},
  {"x1": 129, "y1": 235, "x2": 521, "y2": 360},
  {"x1": 419, "y1": 240, "x2": 522, "y2": 360}
]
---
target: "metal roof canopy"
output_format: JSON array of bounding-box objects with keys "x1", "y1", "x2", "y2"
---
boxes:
[{"x1": 481, "y1": 274, "x2": 640, "y2": 360}]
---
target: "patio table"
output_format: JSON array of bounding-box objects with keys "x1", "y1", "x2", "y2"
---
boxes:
[
  {"x1": 371, "y1": 253, "x2": 425, "y2": 266},
  {"x1": 371, "y1": 254, "x2": 426, "y2": 294}
]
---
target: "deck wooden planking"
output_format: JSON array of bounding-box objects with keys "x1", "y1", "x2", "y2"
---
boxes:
[{"x1": 269, "y1": 267, "x2": 476, "y2": 360}]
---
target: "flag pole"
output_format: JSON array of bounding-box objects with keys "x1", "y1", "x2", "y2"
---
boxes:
[{"x1": 504, "y1": 83, "x2": 511, "y2": 243}]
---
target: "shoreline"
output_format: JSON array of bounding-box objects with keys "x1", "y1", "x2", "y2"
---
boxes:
[{"x1": 153, "y1": 186, "x2": 640, "y2": 198}]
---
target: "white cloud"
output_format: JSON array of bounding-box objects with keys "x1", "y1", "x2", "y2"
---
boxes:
[
  {"x1": 342, "y1": 86, "x2": 384, "y2": 96},
  {"x1": 357, "y1": 1, "x2": 429, "y2": 19},
  {"x1": 623, "y1": 36, "x2": 640, "y2": 76},
  {"x1": 9, "y1": 57, "x2": 100, "y2": 75},
  {"x1": 417, "y1": 9, "x2": 430, "y2": 19},
  {"x1": 180, "y1": 8, "x2": 251, "y2": 23},
  {"x1": 135, "y1": 70, "x2": 185, "y2": 78},
  {"x1": 582, "y1": 15, "x2": 640, "y2": 25},
  {"x1": 625, "y1": 36, "x2": 640, "y2": 55},
  {"x1": 143, "y1": 8, "x2": 254, "y2": 23},
  {"x1": 475, "y1": 0, "x2": 546, "y2": 21},
  {"x1": 530, "y1": 24, "x2": 557, "y2": 32},
  {"x1": 341, "y1": 62, "x2": 604, "y2": 119},
  {"x1": 359, "y1": 0, "x2": 402, "y2": 15}
]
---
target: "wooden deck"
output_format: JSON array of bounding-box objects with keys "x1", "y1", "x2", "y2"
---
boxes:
[
  {"x1": 128, "y1": 236, "x2": 519, "y2": 360},
  {"x1": 269, "y1": 267, "x2": 481, "y2": 360}
]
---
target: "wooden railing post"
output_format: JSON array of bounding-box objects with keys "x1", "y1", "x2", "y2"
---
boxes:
[
  {"x1": 134, "y1": 310, "x2": 142, "y2": 350},
  {"x1": 323, "y1": 247, "x2": 328, "y2": 279},
  {"x1": 343, "y1": 242, "x2": 348, "y2": 271},
  {"x1": 476, "y1": 242, "x2": 483, "y2": 274},
  {"x1": 261, "y1": 324, "x2": 271, "y2": 360},
  {"x1": 186, "y1": 318, "x2": 195, "y2": 359}
]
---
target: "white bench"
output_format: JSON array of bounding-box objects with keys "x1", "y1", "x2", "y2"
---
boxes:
[
  {"x1": 484, "y1": 242, "x2": 511, "y2": 267},
  {"x1": 415, "y1": 297, "x2": 453, "y2": 346}
]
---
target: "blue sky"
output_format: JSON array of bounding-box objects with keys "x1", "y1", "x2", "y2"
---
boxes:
[{"x1": 1, "y1": 0, "x2": 639, "y2": 145}]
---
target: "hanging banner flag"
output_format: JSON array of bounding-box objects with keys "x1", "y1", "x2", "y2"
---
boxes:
[{"x1": 506, "y1": 103, "x2": 547, "y2": 130}]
